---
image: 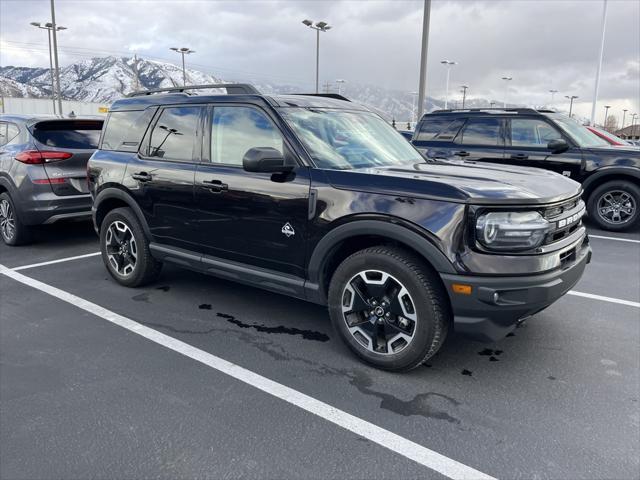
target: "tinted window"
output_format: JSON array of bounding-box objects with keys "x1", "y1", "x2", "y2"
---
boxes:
[
  {"x1": 32, "y1": 120, "x2": 103, "y2": 149},
  {"x1": 102, "y1": 109, "x2": 154, "y2": 151},
  {"x1": 211, "y1": 106, "x2": 284, "y2": 166},
  {"x1": 459, "y1": 117, "x2": 502, "y2": 146},
  {"x1": 511, "y1": 119, "x2": 562, "y2": 147},
  {"x1": 149, "y1": 106, "x2": 201, "y2": 161},
  {"x1": 415, "y1": 117, "x2": 450, "y2": 141}
]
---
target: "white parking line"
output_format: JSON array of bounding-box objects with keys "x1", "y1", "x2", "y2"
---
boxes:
[
  {"x1": 13, "y1": 252, "x2": 101, "y2": 271},
  {"x1": 567, "y1": 290, "x2": 640, "y2": 308},
  {"x1": 589, "y1": 234, "x2": 640, "y2": 244},
  {"x1": 0, "y1": 264, "x2": 495, "y2": 480}
]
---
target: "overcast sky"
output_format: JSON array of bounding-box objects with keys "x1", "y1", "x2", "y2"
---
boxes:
[{"x1": 1, "y1": 0, "x2": 639, "y2": 123}]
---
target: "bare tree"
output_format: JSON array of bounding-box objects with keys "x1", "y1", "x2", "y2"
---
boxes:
[{"x1": 604, "y1": 115, "x2": 618, "y2": 132}]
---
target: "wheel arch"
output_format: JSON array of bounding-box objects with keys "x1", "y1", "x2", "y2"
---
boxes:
[
  {"x1": 93, "y1": 187, "x2": 152, "y2": 237},
  {"x1": 305, "y1": 219, "x2": 456, "y2": 305},
  {"x1": 582, "y1": 167, "x2": 640, "y2": 199}
]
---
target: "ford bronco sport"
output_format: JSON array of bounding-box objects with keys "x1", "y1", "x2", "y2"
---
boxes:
[{"x1": 88, "y1": 85, "x2": 591, "y2": 371}]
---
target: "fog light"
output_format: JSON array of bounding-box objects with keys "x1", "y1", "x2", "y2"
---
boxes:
[{"x1": 493, "y1": 292, "x2": 500, "y2": 303}]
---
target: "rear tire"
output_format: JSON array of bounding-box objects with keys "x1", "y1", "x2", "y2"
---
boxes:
[
  {"x1": 587, "y1": 180, "x2": 640, "y2": 231},
  {"x1": 328, "y1": 246, "x2": 450, "y2": 372},
  {"x1": 0, "y1": 192, "x2": 32, "y2": 246},
  {"x1": 100, "y1": 207, "x2": 162, "y2": 287}
]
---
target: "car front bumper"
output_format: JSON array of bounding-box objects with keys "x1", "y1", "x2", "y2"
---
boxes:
[{"x1": 441, "y1": 236, "x2": 592, "y2": 342}]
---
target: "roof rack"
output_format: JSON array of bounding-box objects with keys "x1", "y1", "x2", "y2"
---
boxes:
[
  {"x1": 431, "y1": 107, "x2": 542, "y2": 114},
  {"x1": 126, "y1": 83, "x2": 260, "y2": 97},
  {"x1": 291, "y1": 93, "x2": 351, "y2": 102}
]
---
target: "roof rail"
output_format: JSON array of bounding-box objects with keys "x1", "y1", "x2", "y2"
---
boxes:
[
  {"x1": 430, "y1": 107, "x2": 541, "y2": 114},
  {"x1": 126, "y1": 83, "x2": 260, "y2": 97},
  {"x1": 291, "y1": 93, "x2": 351, "y2": 102}
]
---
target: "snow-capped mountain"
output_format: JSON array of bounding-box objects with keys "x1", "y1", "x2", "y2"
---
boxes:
[{"x1": 1, "y1": 56, "x2": 501, "y2": 120}]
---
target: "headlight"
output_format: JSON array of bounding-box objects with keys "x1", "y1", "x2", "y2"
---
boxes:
[{"x1": 476, "y1": 211, "x2": 550, "y2": 251}]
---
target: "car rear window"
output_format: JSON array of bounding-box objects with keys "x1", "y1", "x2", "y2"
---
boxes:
[
  {"x1": 415, "y1": 117, "x2": 464, "y2": 142},
  {"x1": 32, "y1": 120, "x2": 103, "y2": 149},
  {"x1": 101, "y1": 109, "x2": 155, "y2": 152}
]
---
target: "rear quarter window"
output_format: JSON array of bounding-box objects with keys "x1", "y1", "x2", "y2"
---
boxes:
[
  {"x1": 32, "y1": 120, "x2": 103, "y2": 149},
  {"x1": 415, "y1": 117, "x2": 464, "y2": 142},
  {"x1": 101, "y1": 109, "x2": 155, "y2": 152}
]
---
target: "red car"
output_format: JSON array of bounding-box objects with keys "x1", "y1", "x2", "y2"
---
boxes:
[{"x1": 586, "y1": 125, "x2": 637, "y2": 148}]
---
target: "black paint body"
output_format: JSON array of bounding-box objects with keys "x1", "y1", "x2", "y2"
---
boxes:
[{"x1": 89, "y1": 94, "x2": 591, "y2": 341}]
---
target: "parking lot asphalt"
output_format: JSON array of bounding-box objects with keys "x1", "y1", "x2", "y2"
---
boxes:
[{"x1": 1, "y1": 220, "x2": 639, "y2": 479}]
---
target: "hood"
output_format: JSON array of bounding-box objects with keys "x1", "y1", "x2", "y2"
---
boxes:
[{"x1": 325, "y1": 160, "x2": 582, "y2": 205}]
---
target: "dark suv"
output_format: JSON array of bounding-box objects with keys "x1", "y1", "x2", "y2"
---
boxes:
[
  {"x1": 0, "y1": 115, "x2": 104, "y2": 245},
  {"x1": 88, "y1": 85, "x2": 591, "y2": 371},
  {"x1": 412, "y1": 108, "x2": 640, "y2": 231}
]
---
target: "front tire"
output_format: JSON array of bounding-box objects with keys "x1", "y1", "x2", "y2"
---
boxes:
[
  {"x1": 0, "y1": 192, "x2": 32, "y2": 246},
  {"x1": 100, "y1": 207, "x2": 162, "y2": 287},
  {"x1": 328, "y1": 246, "x2": 450, "y2": 372},
  {"x1": 587, "y1": 180, "x2": 640, "y2": 231}
]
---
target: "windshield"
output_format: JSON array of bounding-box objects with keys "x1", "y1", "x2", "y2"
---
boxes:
[
  {"x1": 281, "y1": 108, "x2": 424, "y2": 170},
  {"x1": 545, "y1": 113, "x2": 609, "y2": 148}
]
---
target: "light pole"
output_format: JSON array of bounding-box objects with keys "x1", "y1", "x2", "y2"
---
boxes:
[
  {"x1": 565, "y1": 95, "x2": 578, "y2": 117},
  {"x1": 335, "y1": 79, "x2": 346, "y2": 95},
  {"x1": 603, "y1": 105, "x2": 611, "y2": 130},
  {"x1": 440, "y1": 60, "x2": 457, "y2": 109},
  {"x1": 30, "y1": 21, "x2": 65, "y2": 114},
  {"x1": 549, "y1": 89, "x2": 558, "y2": 105},
  {"x1": 416, "y1": 0, "x2": 432, "y2": 120},
  {"x1": 170, "y1": 47, "x2": 195, "y2": 86},
  {"x1": 590, "y1": 0, "x2": 608, "y2": 126},
  {"x1": 501, "y1": 76, "x2": 512, "y2": 108},
  {"x1": 622, "y1": 109, "x2": 628, "y2": 128},
  {"x1": 302, "y1": 20, "x2": 331, "y2": 94},
  {"x1": 460, "y1": 85, "x2": 468, "y2": 109},
  {"x1": 48, "y1": 0, "x2": 65, "y2": 115},
  {"x1": 631, "y1": 114, "x2": 638, "y2": 137}
]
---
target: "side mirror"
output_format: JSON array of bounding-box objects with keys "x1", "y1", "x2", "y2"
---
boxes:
[
  {"x1": 547, "y1": 138, "x2": 569, "y2": 154},
  {"x1": 242, "y1": 147, "x2": 293, "y2": 173}
]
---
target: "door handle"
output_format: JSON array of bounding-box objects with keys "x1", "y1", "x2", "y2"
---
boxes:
[
  {"x1": 453, "y1": 150, "x2": 470, "y2": 157},
  {"x1": 132, "y1": 172, "x2": 152, "y2": 182},
  {"x1": 510, "y1": 153, "x2": 529, "y2": 160},
  {"x1": 200, "y1": 179, "x2": 228, "y2": 193}
]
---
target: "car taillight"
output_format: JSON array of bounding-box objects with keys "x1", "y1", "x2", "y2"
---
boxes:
[
  {"x1": 15, "y1": 150, "x2": 73, "y2": 164},
  {"x1": 32, "y1": 178, "x2": 67, "y2": 184}
]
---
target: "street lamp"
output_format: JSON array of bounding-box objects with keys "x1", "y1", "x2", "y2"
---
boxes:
[
  {"x1": 169, "y1": 47, "x2": 195, "y2": 86},
  {"x1": 460, "y1": 85, "x2": 468, "y2": 109},
  {"x1": 440, "y1": 60, "x2": 457, "y2": 109},
  {"x1": 490, "y1": 101, "x2": 496, "y2": 108},
  {"x1": 549, "y1": 89, "x2": 558, "y2": 105},
  {"x1": 302, "y1": 19, "x2": 332, "y2": 94},
  {"x1": 501, "y1": 76, "x2": 512, "y2": 108},
  {"x1": 31, "y1": 20, "x2": 66, "y2": 115},
  {"x1": 622, "y1": 109, "x2": 628, "y2": 128},
  {"x1": 565, "y1": 95, "x2": 578, "y2": 118},
  {"x1": 603, "y1": 105, "x2": 611, "y2": 130},
  {"x1": 335, "y1": 79, "x2": 346, "y2": 95}
]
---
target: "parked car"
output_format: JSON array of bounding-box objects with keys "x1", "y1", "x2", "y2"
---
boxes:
[
  {"x1": 586, "y1": 125, "x2": 639, "y2": 148},
  {"x1": 88, "y1": 85, "x2": 591, "y2": 371},
  {"x1": 412, "y1": 108, "x2": 640, "y2": 231},
  {"x1": 0, "y1": 115, "x2": 104, "y2": 245},
  {"x1": 397, "y1": 130, "x2": 414, "y2": 141}
]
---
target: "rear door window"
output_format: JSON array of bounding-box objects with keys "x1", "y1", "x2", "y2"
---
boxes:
[
  {"x1": 32, "y1": 120, "x2": 103, "y2": 149},
  {"x1": 101, "y1": 109, "x2": 155, "y2": 152},
  {"x1": 458, "y1": 117, "x2": 502, "y2": 146},
  {"x1": 148, "y1": 106, "x2": 202, "y2": 162}
]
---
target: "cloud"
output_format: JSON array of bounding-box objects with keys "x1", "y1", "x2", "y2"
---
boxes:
[{"x1": 0, "y1": 0, "x2": 638, "y2": 119}]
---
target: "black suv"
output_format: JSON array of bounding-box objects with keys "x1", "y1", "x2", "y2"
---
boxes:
[
  {"x1": 88, "y1": 85, "x2": 591, "y2": 371},
  {"x1": 411, "y1": 108, "x2": 640, "y2": 231}
]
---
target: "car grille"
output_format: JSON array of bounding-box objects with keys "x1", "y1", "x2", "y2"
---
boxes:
[{"x1": 543, "y1": 198, "x2": 586, "y2": 246}]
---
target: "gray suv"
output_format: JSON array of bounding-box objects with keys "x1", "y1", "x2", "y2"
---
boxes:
[{"x1": 0, "y1": 115, "x2": 104, "y2": 245}]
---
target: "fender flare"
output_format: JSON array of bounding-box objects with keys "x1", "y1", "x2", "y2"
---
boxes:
[
  {"x1": 0, "y1": 176, "x2": 21, "y2": 214},
  {"x1": 582, "y1": 167, "x2": 640, "y2": 195},
  {"x1": 305, "y1": 219, "x2": 456, "y2": 303},
  {"x1": 93, "y1": 187, "x2": 152, "y2": 237}
]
